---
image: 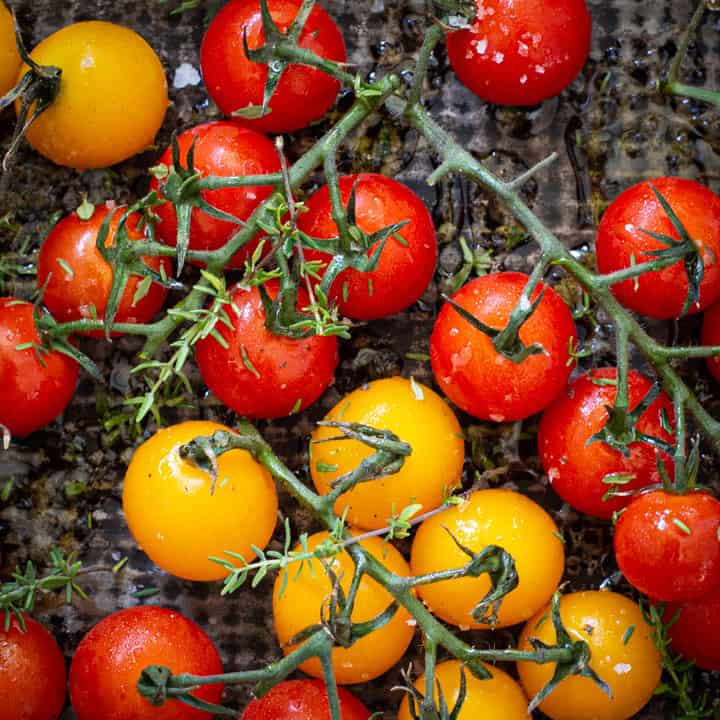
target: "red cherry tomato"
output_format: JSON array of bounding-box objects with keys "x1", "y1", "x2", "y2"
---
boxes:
[
  {"x1": 0, "y1": 297, "x2": 79, "y2": 437},
  {"x1": 297, "y1": 174, "x2": 438, "y2": 320},
  {"x1": 150, "y1": 122, "x2": 281, "y2": 268},
  {"x1": 239, "y1": 679, "x2": 370, "y2": 720},
  {"x1": 701, "y1": 302, "x2": 720, "y2": 382},
  {"x1": 446, "y1": 0, "x2": 592, "y2": 106},
  {"x1": 538, "y1": 368, "x2": 675, "y2": 519},
  {"x1": 69, "y1": 606, "x2": 223, "y2": 720},
  {"x1": 0, "y1": 615, "x2": 66, "y2": 720},
  {"x1": 430, "y1": 272, "x2": 575, "y2": 421},
  {"x1": 37, "y1": 204, "x2": 169, "y2": 335},
  {"x1": 195, "y1": 280, "x2": 338, "y2": 418},
  {"x1": 200, "y1": 0, "x2": 346, "y2": 134},
  {"x1": 614, "y1": 490, "x2": 720, "y2": 602},
  {"x1": 596, "y1": 177, "x2": 720, "y2": 319}
]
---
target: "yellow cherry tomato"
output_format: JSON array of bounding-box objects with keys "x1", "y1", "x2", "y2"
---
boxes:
[
  {"x1": 0, "y1": 2, "x2": 20, "y2": 96},
  {"x1": 517, "y1": 591, "x2": 662, "y2": 720},
  {"x1": 310, "y1": 377, "x2": 464, "y2": 530},
  {"x1": 272, "y1": 531, "x2": 415, "y2": 684},
  {"x1": 17, "y1": 21, "x2": 167, "y2": 168},
  {"x1": 123, "y1": 420, "x2": 278, "y2": 582},
  {"x1": 398, "y1": 659, "x2": 529, "y2": 719},
  {"x1": 410, "y1": 489, "x2": 564, "y2": 629}
]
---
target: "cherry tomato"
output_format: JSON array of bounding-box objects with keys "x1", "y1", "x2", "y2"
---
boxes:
[
  {"x1": 614, "y1": 489, "x2": 720, "y2": 602},
  {"x1": 0, "y1": 297, "x2": 79, "y2": 437},
  {"x1": 663, "y1": 584, "x2": 720, "y2": 671},
  {"x1": 123, "y1": 420, "x2": 278, "y2": 581},
  {"x1": 430, "y1": 272, "x2": 576, "y2": 422},
  {"x1": 538, "y1": 368, "x2": 675, "y2": 519},
  {"x1": 397, "y1": 659, "x2": 529, "y2": 720},
  {"x1": 446, "y1": 0, "x2": 592, "y2": 106},
  {"x1": 272, "y1": 531, "x2": 415, "y2": 684},
  {"x1": 517, "y1": 591, "x2": 661, "y2": 720},
  {"x1": 18, "y1": 21, "x2": 167, "y2": 169},
  {"x1": 69, "y1": 606, "x2": 223, "y2": 720},
  {"x1": 194, "y1": 281, "x2": 338, "y2": 419},
  {"x1": 298, "y1": 174, "x2": 438, "y2": 320},
  {"x1": 0, "y1": 615, "x2": 66, "y2": 720},
  {"x1": 150, "y1": 121, "x2": 280, "y2": 268},
  {"x1": 596, "y1": 177, "x2": 720, "y2": 319},
  {"x1": 0, "y1": 2, "x2": 20, "y2": 96},
  {"x1": 200, "y1": 0, "x2": 346, "y2": 134},
  {"x1": 310, "y1": 377, "x2": 464, "y2": 531},
  {"x1": 700, "y1": 301, "x2": 720, "y2": 381},
  {"x1": 240, "y1": 679, "x2": 370, "y2": 720},
  {"x1": 37, "y1": 203, "x2": 169, "y2": 336},
  {"x1": 410, "y1": 489, "x2": 565, "y2": 629}
]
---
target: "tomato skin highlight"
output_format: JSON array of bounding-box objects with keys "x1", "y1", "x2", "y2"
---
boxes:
[
  {"x1": 36, "y1": 204, "x2": 169, "y2": 335},
  {"x1": 150, "y1": 121, "x2": 281, "y2": 268},
  {"x1": 0, "y1": 297, "x2": 79, "y2": 437},
  {"x1": 69, "y1": 606, "x2": 223, "y2": 720},
  {"x1": 614, "y1": 489, "x2": 720, "y2": 602},
  {"x1": 538, "y1": 368, "x2": 676, "y2": 519},
  {"x1": 0, "y1": 615, "x2": 67, "y2": 720},
  {"x1": 239, "y1": 679, "x2": 370, "y2": 719},
  {"x1": 596, "y1": 177, "x2": 720, "y2": 319},
  {"x1": 430, "y1": 272, "x2": 576, "y2": 421},
  {"x1": 0, "y1": 2, "x2": 21, "y2": 96},
  {"x1": 195, "y1": 281, "x2": 338, "y2": 419},
  {"x1": 200, "y1": 0, "x2": 346, "y2": 134},
  {"x1": 297, "y1": 174, "x2": 438, "y2": 320},
  {"x1": 701, "y1": 301, "x2": 720, "y2": 381},
  {"x1": 18, "y1": 21, "x2": 168, "y2": 169},
  {"x1": 446, "y1": 0, "x2": 591, "y2": 106}
]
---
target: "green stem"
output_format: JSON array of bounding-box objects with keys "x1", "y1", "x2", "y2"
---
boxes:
[{"x1": 407, "y1": 24, "x2": 444, "y2": 109}]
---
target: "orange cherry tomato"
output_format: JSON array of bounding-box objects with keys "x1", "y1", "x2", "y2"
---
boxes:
[{"x1": 0, "y1": 2, "x2": 20, "y2": 96}]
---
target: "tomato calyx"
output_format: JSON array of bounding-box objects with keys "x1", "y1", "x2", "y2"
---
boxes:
[{"x1": 398, "y1": 663, "x2": 469, "y2": 720}]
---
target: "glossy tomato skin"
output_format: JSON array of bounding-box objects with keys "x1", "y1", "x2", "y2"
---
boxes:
[
  {"x1": 150, "y1": 122, "x2": 280, "y2": 268},
  {"x1": 538, "y1": 368, "x2": 675, "y2": 519},
  {"x1": 614, "y1": 490, "x2": 720, "y2": 602},
  {"x1": 69, "y1": 606, "x2": 223, "y2": 720},
  {"x1": 273, "y1": 532, "x2": 415, "y2": 684},
  {"x1": 0, "y1": 615, "x2": 66, "y2": 720},
  {"x1": 201, "y1": 0, "x2": 346, "y2": 134},
  {"x1": 517, "y1": 591, "x2": 661, "y2": 720},
  {"x1": 310, "y1": 377, "x2": 465, "y2": 531},
  {"x1": 0, "y1": 297, "x2": 79, "y2": 437},
  {"x1": 596, "y1": 177, "x2": 720, "y2": 318},
  {"x1": 37, "y1": 204, "x2": 169, "y2": 335},
  {"x1": 240, "y1": 680, "x2": 370, "y2": 720},
  {"x1": 19, "y1": 22, "x2": 167, "y2": 169},
  {"x1": 410, "y1": 489, "x2": 565, "y2": 629},
  {"x1": 430, "y1": 272, "x2": 576, "y2": 422},
  {"x1": 195, "y1": 281, "x2": 338, "y2": 419},
  {"x1": 446, "y1": 0, "x2": 591, "y2": 106},
  {"x1": 297, "y1": 174, "x2": 438, "y2": 320},
  {"x1": 123, "y1": 420, "x2": 278, "y2": 581},
  {"x1": 0, "y1": 2, "x2": 21, "y2": 96},
  {"x1": 701, "y1": 302, "x2": 720, "y2": 381}
]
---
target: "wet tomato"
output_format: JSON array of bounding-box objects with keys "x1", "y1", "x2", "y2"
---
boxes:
[
  {"x1": 123, "y1": 420, "x2": 278, "y2": 581},
  {"x1": 0, "y1": 297, "x2": 79, "y2": 437},
  {"x1": 18, "y1": 21, "x2": 167, "y2": 169},
  {"x1": 239, "y1": 679, "x2": 370, "y2": 719},
  {"x1": 430, "y1": 272, "x2": 576, "y2": 422},
  {"x1": 310, "y1": 377, "x2": 464, "y2": 530},
  {"x1": 596, "y1": 177, "x2": 720, "y2": 319},
  {"x1": 0, "y1": 2, "x2": 20, "y2": 96},
  {"x1": 272, "y1": 532, "x2": 415, "y2": 684},
  {"x1": 201, "y1": 0, "x2": 346, "y2": 134},
  {"x1": 517, "y1": 591, "x2": 661, "y2": 720},
  {"x1": 538, "y1": 368, "x2": 675, "y2": 519},
  {"x1": 150, "y1": 121, "x2": 280, "y2": 267},
  {"x1": 701, "y1": 301, "x2": 720, "y2": 382},
  {"x1": 410, "y1": 489, "x2": 565, "y2": 629},
  {"x1": 614, "y1": 489, "x2": 720, "y2": 602},
  {"x1": 0, "y1": 615, "x2": 66, "y2": 720},
  {"x1": 194, "y1": 281, "x2": 338, "y2": 419},
  {"x1": 37, "y1": 203, "x2": 169, "y2": 335},
  {"x1": 297, "y1": 174, "x2": 438, "y2": 320},
  {"x1": 446, "y1": 0, "x2": 592, "y2": 106},
  {"x1": 69, "y1": 606, "x2": 223, "y2": 720}
]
